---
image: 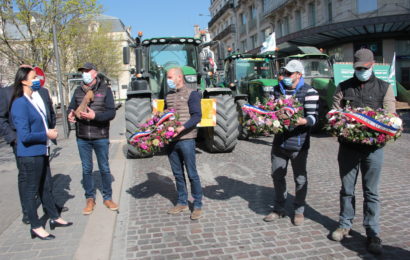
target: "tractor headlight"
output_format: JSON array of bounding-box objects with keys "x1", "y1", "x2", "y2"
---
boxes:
[{"x1": 185, "y1": 75, "x2": 197, "y2": 83}]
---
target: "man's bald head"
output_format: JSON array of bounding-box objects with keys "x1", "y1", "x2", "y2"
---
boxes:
[{"x1": 167, "y1": 67, "x2": 184, "y2": 89}]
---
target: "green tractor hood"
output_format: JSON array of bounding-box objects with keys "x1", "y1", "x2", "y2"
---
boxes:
[{"x1": 249, "y1": 78, "x2": 278, "y2": 86}]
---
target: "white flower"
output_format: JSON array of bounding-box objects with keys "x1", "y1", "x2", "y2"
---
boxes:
[
  {"x1": 390, "y1": 117, "x2": 402, "y2": 128},
  {"x1": 347, "y1": 124, "x2": 355, "y2": 129},
  {"x1": 273, "y1": 120, "x2": 280, "y2": 128}
]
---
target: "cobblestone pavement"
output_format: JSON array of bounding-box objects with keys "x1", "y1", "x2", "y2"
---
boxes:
[{"x1": 112, "y1": 113, "x2": 410, "y2": 259}]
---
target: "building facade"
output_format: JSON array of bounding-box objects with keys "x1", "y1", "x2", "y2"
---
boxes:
[
  {"x1": 208, "y1": 0, "x2": 410, "y2": 88},
  {"x1": 208, "y1": 0, "x2": 273, "y2": 58},
  {"x1": 93, "y1": 15, "x2": 135, "y2": 100}
]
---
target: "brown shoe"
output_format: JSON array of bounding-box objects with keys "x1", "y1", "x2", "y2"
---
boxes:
[
  {"x1": 167, "y1": 204, "x2": 189, "y2": 214},
  {"x1": 263, "y1": 211, "x2": 286, "y2": 222},
  {"x1": 331, "y1": 228, "x2": 351, "y2": 242},
  {"x1": 103, "y1": 200, "x2": 119, "y2": 211},
  {"x1": 83, "y1": 198, "x2": 95, "y2": 215},
  {"x1": 190, "y1": 209, "x2": 202, "y2": 220},
  {"x1": 293, "y1": 213, "x2": 304, "y2": 226}
]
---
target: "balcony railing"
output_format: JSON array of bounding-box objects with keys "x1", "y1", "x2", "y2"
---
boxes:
[
  {"x1": 263, "y1": 0, "x2": 291, "y2": 16},
  {"x1": 214, "y1": 24, "x2": 236, "y2": 41},
  {"x1": 208, "y1": 0, "x2": 234, "y2": 28}
]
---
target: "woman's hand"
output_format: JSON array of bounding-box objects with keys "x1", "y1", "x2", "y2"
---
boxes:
[{"x1": 47, "y1": 129, "x2": 58, "y2": 140}]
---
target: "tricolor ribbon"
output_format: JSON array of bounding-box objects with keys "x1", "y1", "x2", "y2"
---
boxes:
[
  {"x1": 156, "y1": 112, "x2": 175, "y2": 126},
  {"x1": 241, "y1": 104, "x2": 274, "y2": 115},
  {"x1": 130, "y1": 112, "x2": 176, "y2": 143},
  {"x1": 242, "y1": 104, "x2": 299, "y2": 117},
  {"x1": 328, "y1": 110, "x2": 399, "y2": 136}
]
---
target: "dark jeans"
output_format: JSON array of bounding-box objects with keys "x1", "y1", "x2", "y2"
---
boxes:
[
  {"x1": 337, "y1": 143, "x2": 383, "y2": 237},
  {"x1": 77, "y1": 138, "x2": 112, "y2": 201},
  {"x1": 167, "y1": 139, "x2": 203, "y2": 209},
  {"x1": 271, "y1": 146, "x2": 308, "y2": 214},
  {"x1": 19, "y1": 155, "x2": 59, "y2": 229}
]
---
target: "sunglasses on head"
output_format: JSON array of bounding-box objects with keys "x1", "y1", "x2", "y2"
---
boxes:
[{"x1": 355, "y1": 67, "x2": 369, "y2": 71}]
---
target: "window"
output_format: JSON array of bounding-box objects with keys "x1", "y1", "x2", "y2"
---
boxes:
[
  {"x1": 241, "y1": 40, "x2": 247, "y2": 52},
  {"x1": 277, "y1": 21, "x2": 282, "y2": 37},
  {"x1": 283, "y1": 17, "x2": 289, "y2": 35},
  {"x1": 357, "y1": 0, "x2": 377, "y2": 14},
  {"x1": 295, "y1": 10, "x2": 302, "y2": 31},
  {"x1": 327, "y1": 0, "x2": 333, "y2": 22},
  {"x1": 250, "y1": 5, "x2": 257, "y2": 20},
  {"x1": 241, "y1": 13, "x2": 247, "y2": 25},
  {"x1": 250, "y1": 34, "x2": 257, "y2": 49},
  {"x1": 122, "y1": 85, "x2": 127, "y2": 89},
  {"x1": 308, "y1": 3, "x2": 316, "y2": 27}
]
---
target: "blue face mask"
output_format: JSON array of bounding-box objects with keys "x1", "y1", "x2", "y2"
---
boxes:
[
  {"x1": 82, "y1": 72, "x2": 94, "y2": 84},
  {"x1": 167, "y1": 79, "x2": 176, "y2": 89},
  {"x1": 355, "y1": 68, "x2": 372, "y2": 82},
  {"x1": 31, "y1": 79, "x2": 41, "y2": 91},
  {"x1": 282, "y1": 77, "x2": 293, "y2": 87}
]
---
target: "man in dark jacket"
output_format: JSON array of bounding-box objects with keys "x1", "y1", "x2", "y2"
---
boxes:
[
  {"x1": 165, "y1": 67, "x2": 203, "y2": 220},
  {"x1": 68, "y1": 62, "x2": 118, "y2": 215},
  {"x1": 0, "y1": 80, "x2": 66, "y2": 224},
  {"x1": 331, "y1": 49, "x2": 396, "y2": 255},
  {"x1": 263, "y1": 60, "x2": 319, "y2": 226}
]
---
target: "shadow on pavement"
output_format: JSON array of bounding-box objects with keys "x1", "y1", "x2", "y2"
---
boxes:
[
  {"x1": 244, "y1": 138, "x2": 273, "y2": 146},
  {"x1": 126, "y1": 172, "x2": 177, "y2": 205},
  {"x1": 52, "y1": 173, "x2": 75, "y2": 207},
  {"x1": 203, "y1": 175, "x2": 410, "y2": 258}
]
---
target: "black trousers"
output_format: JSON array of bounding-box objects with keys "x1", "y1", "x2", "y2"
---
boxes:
[{"x1": 18, "y1": 155, "x2": 60, "y2": 229}]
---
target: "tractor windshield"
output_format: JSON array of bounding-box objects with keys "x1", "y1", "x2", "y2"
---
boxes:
[
  {"x1": 234, "y1": 58, "x2": 273, "y2": 81},
  {"x1": 149, "y1": 43, "x2": 199, "y2": 70},
  {"x1": 299, "y1": 58, "x2": 333, "y2": 78}
]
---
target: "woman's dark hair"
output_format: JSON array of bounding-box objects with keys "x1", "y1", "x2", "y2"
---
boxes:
[{"x1": 9, "y1": 67, "x2": 34, "y2": 111}]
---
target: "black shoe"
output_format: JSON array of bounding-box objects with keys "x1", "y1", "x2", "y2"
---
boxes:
[
  {"x1": 22, "y1": 215, "x2": 30, "y2": 225},
  {"x1": 367, "y1": 236, "x2": 383, "y2": 255},
  {"x1": 49, "y1": 219, "x2": 73, "y2": 230},
  {"x1": 30, "y1": 229, "x2": 55, "y2": 240}
]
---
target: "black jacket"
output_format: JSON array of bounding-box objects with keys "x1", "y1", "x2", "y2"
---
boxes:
[
  {"x1": 67, "y1": 78, "x2": 115, "y2": 140},
  {"x1": 0, "y1": 86, "x2": 56, "y2": 145}
]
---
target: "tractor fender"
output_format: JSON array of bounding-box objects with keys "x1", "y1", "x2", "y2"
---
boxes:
[{"x1": 203, "y1": 87, "x2": 232, "y2": 96}]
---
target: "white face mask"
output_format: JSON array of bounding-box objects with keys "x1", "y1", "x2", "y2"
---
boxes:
[
  {"x1": 167, "y1": 79, "x2": 176, "y2": 89},
  {"x1": 355, "y1": 68, "x2": 373, "y2": 82},
  {"x1": 82, "y1": 72, "x2": 93, "y2": 84}
]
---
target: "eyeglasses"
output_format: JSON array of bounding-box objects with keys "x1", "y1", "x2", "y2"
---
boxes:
[{"x1": 355, "y1": 67, "x2": 369, "y2": 71}]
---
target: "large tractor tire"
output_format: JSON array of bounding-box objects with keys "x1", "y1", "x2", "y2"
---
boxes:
[
  {"x1": 204, "y1": 94, "x2": 239, "y2": 153},
  {"x1": 125, "y1": 97, "x2": 153, "y2": 158},
  {"x1": 236, "y1": 99, "x2": 249, "y2": 140}
]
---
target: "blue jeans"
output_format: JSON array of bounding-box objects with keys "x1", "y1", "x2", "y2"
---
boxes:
[
  {"x1": 337, "y1": 143, "x2": 383, "y2": 237},
  {"x1": 19, "y1": 155, "x2": 59, "y2": 229},
  {"x1": 271, "y1": 146, "x2": 308, "y2": 214},
  {"x1": 167, "y1": 139, "x2": 203, "y2": 209},
  {"x1": 77, "y1": 138, "x2": 112, "y2": 201}
]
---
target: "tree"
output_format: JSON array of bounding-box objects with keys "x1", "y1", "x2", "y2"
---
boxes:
[{"x1": 0, "y1": 0, "x2": 122, "y2": 95}]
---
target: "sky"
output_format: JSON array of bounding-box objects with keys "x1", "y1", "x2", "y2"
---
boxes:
[{"x1": 97, "y1": 0, "x2": 211, "y2": 39}]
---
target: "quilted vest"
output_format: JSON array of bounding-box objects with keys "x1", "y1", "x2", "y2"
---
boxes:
[{"x1": 165, "y1": 86, "x2": 197, "y2": 140}]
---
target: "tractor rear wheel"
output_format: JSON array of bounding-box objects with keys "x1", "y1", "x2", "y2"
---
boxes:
[
  {"x1": 125, "y1": 97, "x2": 153, "y2": 158},
  {"x1": 204, "y1": 94, "x2": 239, "y2": 153}
]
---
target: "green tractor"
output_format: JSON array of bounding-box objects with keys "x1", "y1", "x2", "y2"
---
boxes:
[
  {"x1": 275, "y1": 46, "x2": 336, "y2": 131},
  {"x1": 123, "y1": 36, "x2": 239, "y2": 158},
  {"x1": 219, "y1": 52, "x2": 278, "y2": 139}
]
